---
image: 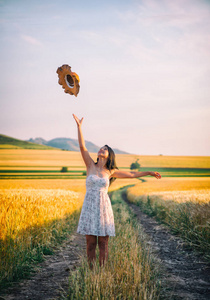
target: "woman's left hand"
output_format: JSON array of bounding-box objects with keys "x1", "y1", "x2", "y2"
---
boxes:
[{"x1": 150, "y1": 171, "x2": 161, "y2": 179}]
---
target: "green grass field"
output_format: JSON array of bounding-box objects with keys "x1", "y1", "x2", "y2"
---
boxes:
[
  {"x1": 1, "y1": 168, "x2": 209, "y2": 179},
  {"x1": 0, "y1": 168, "x2": 209, "y2": 179}
]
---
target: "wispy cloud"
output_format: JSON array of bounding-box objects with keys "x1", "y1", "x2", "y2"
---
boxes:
[{"x1": 21, "y1": 34, "x2": 42, "y2": 46}]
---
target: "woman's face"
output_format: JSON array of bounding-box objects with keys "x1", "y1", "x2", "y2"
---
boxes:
[{"x1": 98, "y1": 145, "x2": 109, "y2": 159}]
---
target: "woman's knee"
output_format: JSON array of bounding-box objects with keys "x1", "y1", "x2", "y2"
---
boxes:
[{"x1": 98, "y1": 236, "x2": 109, "y2": 250}]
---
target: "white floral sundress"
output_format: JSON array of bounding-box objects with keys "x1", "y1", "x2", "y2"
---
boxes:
[{"x1": 77, "y1": 174, "x2": 115, "y2": 236}]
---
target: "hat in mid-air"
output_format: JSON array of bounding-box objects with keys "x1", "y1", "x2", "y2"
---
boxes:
[{"x1": 56, "y1": 64, "x2": 80, "y2": 97}]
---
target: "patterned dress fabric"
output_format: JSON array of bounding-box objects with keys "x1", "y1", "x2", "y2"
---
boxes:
[{"x1": 77, "y1": 174, "x2": 115, "y2": 236}]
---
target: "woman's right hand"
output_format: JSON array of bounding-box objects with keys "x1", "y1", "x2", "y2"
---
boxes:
[{"x1": 73, "y1": 114, "x2": 84, "y2": 127}]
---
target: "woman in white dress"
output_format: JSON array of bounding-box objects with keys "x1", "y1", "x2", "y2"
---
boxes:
[{"x1": 73, "y1": 114, "x2": 161, "y2": 268}]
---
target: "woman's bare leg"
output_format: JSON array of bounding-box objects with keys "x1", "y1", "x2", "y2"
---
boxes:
[
  {"x1": 86, "y1": 235, "x2": 97, "y2": 269},
  {"x1": 98, "y1": 236, "x2": 109, "y2": 266}
]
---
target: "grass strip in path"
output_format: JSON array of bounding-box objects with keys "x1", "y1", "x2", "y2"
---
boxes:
[{"x1": 67, "y1": 187, "x2": 161, "y2": 300}]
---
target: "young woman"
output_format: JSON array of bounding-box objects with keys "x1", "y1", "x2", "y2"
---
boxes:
[{"x1": 73, "y1": 114, "x2": 161, "y2": 268}]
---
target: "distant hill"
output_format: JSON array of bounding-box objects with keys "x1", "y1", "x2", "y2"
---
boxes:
[
  {"x1": 0, "y1": 134, "x2": 128, "y2": 153},
  {"x1": 0, "y1": 134, "x2": 57, "y2": 150},
  {"x1": 27, "y1": 137, "x2": 129, "y2": 154}
]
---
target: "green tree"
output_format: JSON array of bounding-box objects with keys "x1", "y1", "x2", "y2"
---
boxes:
[
  {"x1": 130, "y1": 159, "x2": 140, "y2": 170},
  {"x1": 60, "y1": 166, "x2": 68, "y2": 172}
]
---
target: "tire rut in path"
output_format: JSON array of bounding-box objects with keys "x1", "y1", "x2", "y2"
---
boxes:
[
  {"x1": 122, "y1": 191, "x2": 210, "y2": 300},
  {"x1": 2, "y1": 232, "x2": 86, "y2": 300}
]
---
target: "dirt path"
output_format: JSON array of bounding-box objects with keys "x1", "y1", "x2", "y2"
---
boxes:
[
  {"x1": 1, "y1": 232, "x2": 86, "y2": 300},
  {"x1": 122, "y1": 190, "x2": 210, "y2": 300}
]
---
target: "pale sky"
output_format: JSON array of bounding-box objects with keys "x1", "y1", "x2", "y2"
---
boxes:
[{"x1": 0, "y1": 0, "x2": 210, "y2": 156}]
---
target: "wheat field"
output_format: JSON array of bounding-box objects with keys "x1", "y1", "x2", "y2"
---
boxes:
[
  {"x1": 0, "y1": 188, "x2": 84, "y2": 286},
  {"x1": 0, "y1": 178, "x2": 140, "y2": 192}
]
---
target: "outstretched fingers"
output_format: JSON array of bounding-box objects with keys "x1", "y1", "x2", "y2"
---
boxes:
[
  {"x1": 154, "y1": 172, "x2": 161, "y2": 179},
  {"x1": 73, "y1": 114, "x2": 84, "y2": 126}
]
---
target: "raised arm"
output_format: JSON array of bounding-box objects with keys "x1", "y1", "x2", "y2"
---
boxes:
[
  {"x1": 73, "y1": 114, "x2": 94, "y2": 168},
  {"x1": 111, "y1": 169, "x2": 161, "y2": 179}
]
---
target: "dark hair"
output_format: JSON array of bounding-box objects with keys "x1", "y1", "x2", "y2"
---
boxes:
[{"x1": 95, "y1": 144, "x2": 118, "y2": 185}]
